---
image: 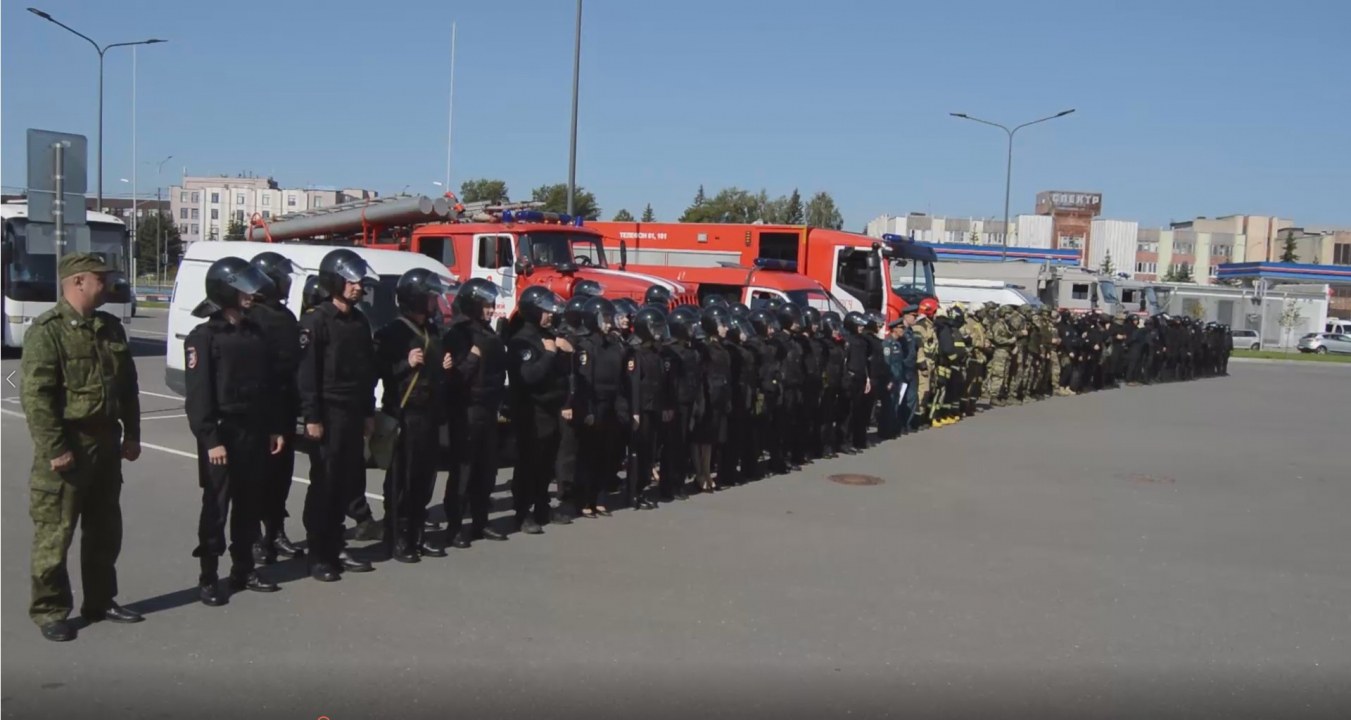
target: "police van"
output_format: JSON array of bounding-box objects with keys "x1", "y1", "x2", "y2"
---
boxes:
[{"x1": 165, "y1": 241, "x2": 459, "y2": 397}]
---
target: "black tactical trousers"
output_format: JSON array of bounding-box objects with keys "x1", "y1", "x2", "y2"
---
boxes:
[
  {"x1": 772, "y1": 386, "x2": 800, "y2": 469},
  {"x1": 577, "y1": 408, "x2": 620, "y2": 511},
  {"x1": 511, "y1": 408, "x2": 559, "y2": 525},
  {"x1": 382, "y1": 411, "x2": 441, "y2": 544},
  {"x1": 259, "y1": 439, "x2": 295, "y2": 544},
  {"x1": 195, "y1": 417, "x2": 267, "y2": 579},
  {"x1": 555, "y1": 413, "x2": 579, "y2": 504},
  {"x1": 660, "y1": 404, "x2": 692, "y2": 497},
  {"x1": 304, "y1": 405, "x2": 366, "y2": 564},
  {"x1": 629, "y1": 410, "x2": 664, "y2": 505},
  {"x1": 798, "y1": 382, "x2": 821, "y2": 460},
  {"x1": 849, "y1": 382, "x2": 871, "y2": 449},
  {"x1": 445, "y1": 406, "x2": 499, "y2": 538}
]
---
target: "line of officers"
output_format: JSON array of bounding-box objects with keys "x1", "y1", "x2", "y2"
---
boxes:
[
  {"x1": 891, "y1": 300, "x2": 1233, "y2": 433},
  {"x1": 181, "y1": 248, "x2": 1231, "y2": 604}
]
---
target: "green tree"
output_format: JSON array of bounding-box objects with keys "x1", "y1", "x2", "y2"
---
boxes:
[
  {"x1": 1099, "y1": 252, "x2": 1115, "y2": 276},
  {"x1": 530, "y1": 183, "x2": 600, "y2": 220},
  {"x1": 758, "y1": 190, "x2": 788, "y2": 224},
  {"x1": 785, "y1": 189, "x2": 804, "y2": 225},
  {"x1": 969, "y1": 229, "x2": 981, "y2": 245},
  {"x1": 641, "y1": 203, "x2": 656, "y2": 222},
  {"x1": 459, "y1": 178, "x2": 510, "y2": 205},
  {"x1": 1161, "y1": 263, "x2": 1195, "y2": 283},
  {"x1": 133, "y1": 212, "x2": 184, "y2": 272},
  {"x1": 1279, "y1": 233, "x2": 1299, "y2": 263},
  {"x1": 224, "y1": 218, "x2": 247, "y2": 242},
  {"x1": 612, "y1": 208, "x2": 635, "y2": 222},
  {"x1": 804, "y1": 191, "x2": 844, "y2": 230}
]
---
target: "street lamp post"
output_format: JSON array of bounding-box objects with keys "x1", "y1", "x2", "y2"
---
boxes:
[
  {"x1": 566, "y1": 0, "x2": 582, "y2": 216},
  {"x1": 950, "y1": 109, "x2": 1075, "y2": 261},
  {"x1": 27, "y1": 7, "x2": 166, "y2": 209}
]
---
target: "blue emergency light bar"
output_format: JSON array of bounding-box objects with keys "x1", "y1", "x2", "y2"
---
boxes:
[
  {"x1": 881, "y1": 233, "x2": 915, "y2": 244},
  {"x1": 753, "y1": 258, "x2": 798, "y2": 272},
  {"x1": 501, "y1": 209, "x2": 586, "y2": 227}
]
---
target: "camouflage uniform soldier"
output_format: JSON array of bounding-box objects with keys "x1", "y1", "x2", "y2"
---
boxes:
[
  {"x1": 962, "y1": 304, "x2": 990, "y2": 414},
  {"x1": 1031, "y1": 308, "x2": 1055, "y2": 399},
  {"x1": 21, "y1": 254, "x2": 145, "y2": 642},
  {"x1": 987, "y1": 305, "x2": 1016, "y2": 406}
]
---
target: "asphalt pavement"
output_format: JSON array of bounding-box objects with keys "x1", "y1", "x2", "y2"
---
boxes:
[{"x1": 2, "y1": 309, "x2": 1349, "y2": 719}]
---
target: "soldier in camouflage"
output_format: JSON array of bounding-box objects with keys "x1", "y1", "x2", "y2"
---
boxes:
[
  {"x1": 961, "y1": 303, "x2": 990, "y2": 415},
  {"x1": 987, "y1": 305, "x2": 1016, "y2": 406},
  {"x1": 21, "y1": 253, "x2": 145, "y2": 642}
]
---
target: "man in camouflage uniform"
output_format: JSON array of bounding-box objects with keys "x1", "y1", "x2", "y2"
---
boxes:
[
  {"x1": 987, "y1": 305, "x2": 1016, "y2": 406},
  {"x1": 962, "y1": 304, "x2": 990, "y2": 415},
  {"x1": 1031, "y1": 308, "x2": 1055, "y2": 399},
  {"x1": 21, "y1": 254, "x2": 144, "y2": 642},
  {"x1": 912, "y1": 302, "x2": 938, "y2": 428}
]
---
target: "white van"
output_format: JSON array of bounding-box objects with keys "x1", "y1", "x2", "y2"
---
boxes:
[
  {"x1": 165, "y1": 241, "x2": 458, "y2": 397},
  {"x1": 934, "y1": 277, "x2": 1042, "y2": 309},
  {"x1": 1326, "y1": 318, "x2": 1351, "y2": 335}
]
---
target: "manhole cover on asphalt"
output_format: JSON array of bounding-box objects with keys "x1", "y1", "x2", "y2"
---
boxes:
[{"x1": 828, "y1": 474, "x2": 885, "y2": 486}]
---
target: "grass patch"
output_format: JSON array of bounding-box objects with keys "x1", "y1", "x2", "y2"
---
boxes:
[{"x1": 1232, "y1": 349, "x2": 1351, "y2": 363}]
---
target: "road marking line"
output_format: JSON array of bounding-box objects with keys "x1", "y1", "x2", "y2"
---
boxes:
[
  {"x1": 140, "y1": 390, "x2": 182, "y2": 400},
  {"x1": 128, "y1": 328, "x2": 169, "y2": 337},
  {"x1": 0, "y1": 409, "x2": 383, "y2": 501},
  {"x1": 141, "y1": 413, "x2": 188, "y2": 420}
]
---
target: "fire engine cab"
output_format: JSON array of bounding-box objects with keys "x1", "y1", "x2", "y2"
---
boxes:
[
  {"x1": 618, "y1": 258, "x2": 847, "y2": 315},
  {"x1": 247, "y1": 195, "x2": 689, "y2": 321},
  {"x1": 593, "y1": 222, "x2": 938, "y2": 322}
]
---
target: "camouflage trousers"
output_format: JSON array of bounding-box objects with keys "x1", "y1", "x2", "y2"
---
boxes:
[
  {"x1": 29, "y1": 423, "x2": 125, "y2": 625},
  {"x1": 1011, "y1": 349, "x2": 1032, "y2": 400},
  {"x1": 987, "y1": 348, "x2": 1013, "y2": 403},
  {"x1": 916, "y1": 370, "x2": 931, "y2": 418}
]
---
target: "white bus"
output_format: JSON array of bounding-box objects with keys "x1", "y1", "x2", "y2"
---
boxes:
[{"x1": 2, "y1": 202, "x2": 135, "y2": 348}]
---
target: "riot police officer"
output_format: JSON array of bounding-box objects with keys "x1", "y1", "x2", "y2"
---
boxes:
[
  {"x1": 184, "y1": 257, "x2": 284, "y2": 604},
  {"x1": 573, "y1": 296, "x2": 627, "y2": 517},
  {"x1": 507, "y1": 286, "x2": 568, "y2": 536},
  {"x1": 661, "y1": 306, "x2": 703, "y2": 501},
  {"x1": 746, "y1": 309, "x2": 781, "y2": 473},
  {"x1": 374, "y1": 269, "x2": 454, "y2": 561},
  {"x1": 770, "y1": 305, "x2": 805, "y2": 472},
  {"x1": 843, "y1": 312, "x2": 872, "y2": 450},
  {"x1": 795, "y1": 307, "x2": 824, "y2": 461},
  {"x1": 695, "y1": 305, "x2": 733, "y2": 493},
  {"x1": 627, "y1": 307, "x2": 670, "y2": 509},
  {"x1": 297, "y1": 249, "x2": 379, "y2": 582},
  {"x1": 819, "y1": 311, "x2": 848, "y2": 455},
  {"x1": 443, "y1": 278, "x2": 509, "y2": 547},
  {"x1": 247, "y1": 251, "x2": 306, "y2": 566},
  {"x1": 644, "y1": 284, "x2": 674, "y2": 310},
  {"x1": 720, "y1": 313, "x2": 757, "y2": 485}
]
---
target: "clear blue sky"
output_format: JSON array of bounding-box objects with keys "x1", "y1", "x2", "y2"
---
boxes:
[{"x1": 3, "y1": 0, "x2": 1348, "y2": 229}]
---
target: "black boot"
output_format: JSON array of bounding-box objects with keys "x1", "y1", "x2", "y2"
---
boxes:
[
  {"x1": 273, "y1": 530, "x2": 305, "y2": 558},
  {"x1": 418, "y1": 530, "x2": 447, "y2": 558},
  {"x1": 229, "y1": 571, "x2": 281, "y2": 593},
  {"x1": 199, "y1": 557, "x2": 226, "y2": 607},
  {"x1": 337, "y1": 550, "x2": 374, "y2": 573},
  {"x1": 252, "y1": 540, "x2": 275, "y2": 567},
  {"x1": 392, "y1": 527, "x2": 420, "y2": 563}
]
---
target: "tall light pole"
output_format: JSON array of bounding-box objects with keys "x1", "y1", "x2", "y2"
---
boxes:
[
  {"x1": 445, "y1": 22, "x2": 457, "y2": 192},
  {"x1": 27, "y1": 7, "x2": 166, "y2": 209},
  {"x1": 950, "y1": 109, "x2": 1075, "y2": 261},
  {"x1": 149, "y1": 155, "x2": 173, "y2": 287},
  {"x1": 566, "y1": 0, "x2": 583, "y2": 216}
]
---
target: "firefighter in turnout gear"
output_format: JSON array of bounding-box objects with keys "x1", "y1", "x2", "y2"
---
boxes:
[{"x1": 912, "y1": 299, "x2": 939, "y2": 427}]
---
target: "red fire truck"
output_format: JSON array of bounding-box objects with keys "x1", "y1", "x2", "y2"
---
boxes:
[
  {"x1": 247, "y1": 195, "x2": 693, "y2": 320},
  {"x1": 593, "y1": 221, "x2": 937, "y2": 322}
]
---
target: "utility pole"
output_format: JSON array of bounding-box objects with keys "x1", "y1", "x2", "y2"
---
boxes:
[{"x1": 566, "y1": 0, "x2": 583, "y2": 216}]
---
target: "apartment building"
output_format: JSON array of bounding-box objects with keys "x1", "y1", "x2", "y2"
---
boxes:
[{"x1": 168, "y1": 175, "x2": 377, "y2": 243}]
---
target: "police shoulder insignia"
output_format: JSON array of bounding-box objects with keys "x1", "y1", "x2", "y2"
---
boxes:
[
  {"x1": 579, "y1": 351, "x2": 588, "y2": 366},
  {"x1": 627, "y1": 359, "x2": 635, "y2": 371},
  {"x1": 883, "y1": 346, "x2": 891, "y2": 356},
  {"x1": 521, "y1": 348, "x2": 534, "y2": 362},
  {"x1": 663, "y1": 360, "x2": 671, "y2": 372},
  {"x1": 299, "y1": 329, "x2": 311, "y2": 348},
  {"x1": 187, "y1": 346, "x2": 198, "y2": 370}
]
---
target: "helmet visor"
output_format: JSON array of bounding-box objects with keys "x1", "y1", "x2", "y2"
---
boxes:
[{"x1": 227, "y1": 264, "x2": 273, "y2": 297}]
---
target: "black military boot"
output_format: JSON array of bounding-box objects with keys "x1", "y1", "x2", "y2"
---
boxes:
[
  {"x1": 337, "y1": 550, "x2": 374, "y2": 573},
  {"x1": 229, "y1": 571, "x2": 281, "y2": 593},
  {"x1": 199, "y1": 557, "x2": 226, "y2": 607},
  {"x1": 273, "y1": 529, "x2": 305, "y2": 558},
  {"x1": 353, "y1": 517, "x2": 384, "y2": 542},
  {"x1": 392, "y1": 524, "x2": 420, "y2": 564},
  {"x1": 418, "y1": 528, "x2": 447, "y2": 558},
  {"x1": 253, "y1": 540, "x2": 276, "y2": 566}
]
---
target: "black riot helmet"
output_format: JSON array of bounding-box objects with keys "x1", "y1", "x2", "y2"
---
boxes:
[
  {"x1": 612, "y1": 297, "x2": 640, "y2": 329},
  {"x1": 301, "y1": 275, "x2": 326, "y2": 313},
  {"x1": 197, "y1": 256, "x2": 272, "y2": 317},
  {"x1": 824, "y1": 312, "x2": 845, "y2": 338},
  {"x1": 644, "y1": 284, "x2": 674, "y2": 309},
  {"x1": 865, "y1": 311, "x2": 885, "y2": 332},
  {"x1": 583, "y1": 296, "x2": 617, "y2": 334},
  {"x1": 802, "y1": 306, "x2": 822, "y2": 335},
  {"x1": 762, "y1": 297, "x2": 786, "y2": 314},
  {"x1": 249, "y1": 251, "x2": 296, "y2": 301},
  {"x1": 572, "y1": 279, "x2": 603, "y2": 299},
  {"x1": 777, "y1": 303, "x2": 803, "y2": 332},
  {"x1": 453, "y1": 277, "x2": 499, "y2": 320},
  {"x1": 395, "y1": 268, "x2": 455, "y2": 315},
  {"x1": 748, "y1": 309, "x2": 775, "y2": 338},
  {"x1": 843, "y1": 311, "x2": 867, "y2": 334},
  {"x1": 317, "y1": 248, "x2": 376, "y2": 297},
  {"x1": 633, "y1": 306, "x2": 670, "y2": 343},
  {"x1": 563, "y1": 295, "x2": 590, "y2": 331},
  {"x1": 727, "y1": 315, "x2": 752, "y2": 343},
  {"x1": 730, "y1": 302, "x2": 751, "y2": 318},
  {"x1": 518, "y1": 285, "x2": 566, "y2": 328},
  {"x1": 702, "y1": 294, "x2": 730, "y2": 310},
  {"x1": 669, "y1": 305, "x2": 702, "y2": 341},
  {"x1": 701, "y1": 305, "x2": 731, "y2": 338}
]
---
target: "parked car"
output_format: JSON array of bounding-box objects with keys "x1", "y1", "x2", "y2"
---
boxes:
[
  {"x1": 1297, "y1": 333, "x2": 1351, "y2": 355},
  {"x1": 1230, "y1": 329, "x2": 1260, "y2": 350}
]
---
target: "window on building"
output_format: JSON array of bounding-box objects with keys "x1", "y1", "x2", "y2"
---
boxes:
[
  {"x1": 261, "y1": 210, "x2": 270, "y2": 219},
  {"x1": 179, "y1": 224, "x2": 188, "y2": 234},
  {"x1": 1211, "y1": 245, "x2": 1231, "y2": 257},
  {"x1": 211, "y1": 192, "x2": 219, "y2": 204},
  {"x1": 1334, "y1": 243, "x2": 1351, "y2": 265},
  {"x1": 236, "y1": 193, "x2": 245, "y2": 205},
  {"x1": 234, "y1": 210, "x2": 245, "y2": 223},
  {"x1": 180, "y1": 208, "x2": 188, "y2": 219},
  {"x1": 314, "y1": 197, "x2": 323, "y2": 208},
  {"x1": 191, "y1": 192, "x2": 200, "y2": 203},
  {"x1": 136, "y1": 209, "x2": 143, "y2": 218},
  {"x1": 1175, "y1": 242, "x2": 1194, "y2": 255},
  {"x1": 1134, "y1": 262, "x2": 1157, "y2": 274},
  {"x1": 191, "y1": 224, "x2": 199, "y2": 235},
  {"x1": 262, "y1": 195, "x2": 271, "y2": 206},
  {"x1": 1136, "y1": 241, "x2": 1158, "y2": 253},
  {"x1": 210, "y1": 209, "x2": 219, "y2": 220},
  {"x1": 180, "y1": 191, "x2": 188, "y2": 202},
  {"x1": 191, "y1": 208, "x2": 199, "y2": 220},
  {"x1": 1071, "y1": 283, "x2": 1090, "y2": 300},
  {"x1": 287, "y1": 195, "x2": 296, "y2": 207}
]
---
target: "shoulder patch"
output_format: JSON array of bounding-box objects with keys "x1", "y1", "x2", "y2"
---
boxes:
[
  {"x1": 299, "y1": 328, "x2": 311, "y2": 348},
  {"x1": 521, "y1": 347, "x2": 534, "y2": 363},
  {"x1": 187, "y1": 346, "x2": 198, "y2": 369},
  {"x1": 663, "y1": 360, "x2": 672, "y2": 372},
  {"x1": 579, "y1": 350, "x2": 588, "y2": 366},
  {"x1": 627, "y1": 358, "x2": 636, "y2": 371}
]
